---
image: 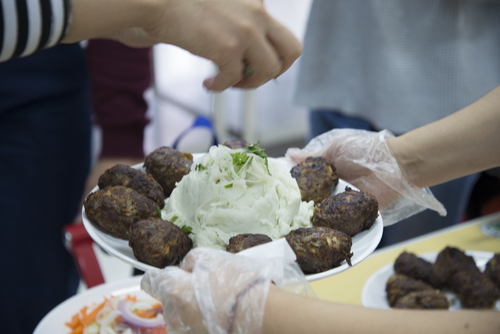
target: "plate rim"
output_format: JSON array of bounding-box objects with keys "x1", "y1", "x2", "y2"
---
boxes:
[{"x1": 34, "y1": 276, "x2": 144, "y2": 334}]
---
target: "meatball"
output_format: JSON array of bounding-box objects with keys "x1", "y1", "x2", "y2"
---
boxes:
[
  {"x1": 98, "y1": 164, "x2": 165, "y2": 208},
  {"x1": 451, "y1": 269, "x2": 500, "y2": 309},
  {"x1": 433, "y1": 247, "x2": 479, "y2": 287},
  {"x1": 285, "y1": 226, "x2": 353, "y2": 274},
  {"x1": 129, "y1": 218, "x2": 193, "y2": 268},
  {"x1": 84, "y1": 186, "x2": 158, "y2": 239},
  {"x1": 484, "y1": 253, "x2": 500, "y2": 289},
  {"x1": 312, "y1": 187, "x2": 378, "y2": 237},
  {"x1": 226, "y1": 233, "x2": 273, "y2": 253},
  {"x1": 290, "y1": 156, "x2": 339, "y2": 204},
  {"x1": 223, "y1": 139, "x2": 251, "y2": 149},
  {"x1": 393, "y1": 290, "x2": 449, "y2": 310},
  {"x1": 385, "y1": 274, "x2": 435, "y2": 307},
  {"x1": 144, "y1": 147, "x2": 193, "y2": 197},
  {"x1": 393, "y1": 251, "x2": 442, "y2": 288}
]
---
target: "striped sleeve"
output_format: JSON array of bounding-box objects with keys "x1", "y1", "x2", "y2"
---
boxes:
[{"x1": 0, "y1": 0, "x2": 72, "y2": 62}]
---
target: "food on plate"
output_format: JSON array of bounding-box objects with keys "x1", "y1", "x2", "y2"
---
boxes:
[
  {"x1": 393, "y1": 290, "x2": 450, "y2": 309},
  {"x1": 161, "y1": 144, "x2": 314, "y2": 250},
  {"x1": 485, "y1": 253, "x2": 500, "y2": 289},
  {"x1": 226, "y1": 233, "x2": 273, "y2": 253},
  {"x1": 394, "y1": 251, "x2": 442, "y2": 288},
  {"x1": 144, "y1": 146, "x2": 193, "y2": 197},
  {"x1": 433, "y1": 246, "x2": 479, "y2": 287},
  {"x1": 451, "y1": 269, "x2": 500, "y2": 309},
  {"x1": 84, "y1": 186, "x2": 158, "y2": 239},
  {"x1": 285, "y1": 226, "x2": 353, "y2": 274},
  {"x1": 385, "y1": 274, "x2": 436, "y2": 307},
  {"x1": 312, "y1": 186, "x2": 378, "y2": 237},
  {"x1": 129, "y1": 217, "x2": 193, "y2": 268},
  {"x1": 386, "y1": 247, "x2": 500, "y2": 310},
  {"x1": 290, "y1": 156, "x2": 339, "y2": 204},
  {"x1": 64, "y1": 294, "x2": 166, "y2": 334},
  {"x1": 97, "y1": 164, "x2": 165, "y2": 208},
  {"x1": 223, "y1": 139, "x2": 251, "y2": 149}
]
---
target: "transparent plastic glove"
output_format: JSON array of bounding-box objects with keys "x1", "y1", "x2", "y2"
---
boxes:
[
  {"x1": 284, "y1": 129, "x2": 446, "y2": 226},
  {"x1": 141, "y1": 247, "x2": 313, "y2": 334}
]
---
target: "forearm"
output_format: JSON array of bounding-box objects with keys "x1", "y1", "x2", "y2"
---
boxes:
[
  {"x1": 62, "y1": 0, "x2": 159, "y2": 43},
  {"x1": 388, "y1": 85, "x2": 500, "y2": 188},
  {"x1": 263, "y1": 286, "x2": 500, "y2": 334}
]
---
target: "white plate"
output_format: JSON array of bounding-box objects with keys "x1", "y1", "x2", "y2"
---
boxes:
[
  {"x1": 34, "y1": 276, "x2": 145, "y2": 334},
  {"x1": 82, "y1": 154, "x2": 383, "y2": 282},
  {"x1": 361, "y1": 250, "x2": 500, "y2": 310}
]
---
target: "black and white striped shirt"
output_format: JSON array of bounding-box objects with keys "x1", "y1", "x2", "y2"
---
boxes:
[{"x1": 0, "y1": 0, "x2": 71, "y2": 61}]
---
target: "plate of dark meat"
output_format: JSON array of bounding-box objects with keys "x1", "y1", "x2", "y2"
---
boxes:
[
  {"x1": 361, "y1": 247, "x2": 500, "y2": 310},
  {"x1": 82, "y1": 143, "x2": 383, "y2": 281}
]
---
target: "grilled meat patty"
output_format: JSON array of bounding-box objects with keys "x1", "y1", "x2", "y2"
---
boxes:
[
  {"x1": 291, "y1": 156, "x2": 339, "y2": 204},
  {"x1": 84, "y1": 186, "x2": 158, "y2": 239},
  {"x1": 312, "y1": 186, "x2": 378, "y2": 237},
  {"x1": 98, "y1": 164, "x2": 165, "y2": 208},
  {"x1": 144, "y1": 146, "x2": 193, "y2": 197}
]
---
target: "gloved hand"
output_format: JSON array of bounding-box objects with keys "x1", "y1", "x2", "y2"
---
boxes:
[
  {"x1": 141, "y1": 247, "x2": 312, "y2": 334},
  {"x1": 285, "y1": 129, "x2": 446, "y2": 226}
]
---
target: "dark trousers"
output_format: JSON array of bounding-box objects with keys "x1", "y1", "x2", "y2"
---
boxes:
[
  {"x1": 0, "y1": 44, "x2": 92, "y2": 333},
  {"x1": 309, "y1": 110, "x2": 480, "y2": 248}
]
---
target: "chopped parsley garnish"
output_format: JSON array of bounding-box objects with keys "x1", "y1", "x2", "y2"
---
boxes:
[
  {"x1": 181, "y1": 225, "x2": 194, "y2": 235},
  {"x1": 157, "y1": 206, "x2": 162, "y2": 218},
  {"x1": 196, "y1": 164, "x2": 206, "y2": 171},
  {"x1": 231, "y1": 152, "x2": 249, "y2": 173},
  {"x1": 224, "y1": 183, "x2": 233, "y2": 189},
  {"x1": 171, "y1": 216, "x2": 178, "y2": 223},
  {"x1": 244, "y1": 142, "x2": 271, "y2": 176}
]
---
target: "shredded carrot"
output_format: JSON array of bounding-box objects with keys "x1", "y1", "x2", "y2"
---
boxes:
[
  {"x1": 124, "y1": 294, "x2": 137, "y2": 302},
  {"x1": 151, "y1": 327, "x2": 168, "y2": 334},
  {"x1": 65, "y1": 313, "x2": 81, "y2": 329},
  {"x1": 80, "y1": 299, "x2": 108, "y2": 327},
  {"x1": 68, "y1": 324, "x2": 83, "y2": 334}
]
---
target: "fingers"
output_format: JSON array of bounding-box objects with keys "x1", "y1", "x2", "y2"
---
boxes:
[
  {"x1": 202, "y1": 2, "x2": 301, "y2": 91},
  {"x1": 181, "y1": 247, "x2": 226, "y2": 272}
]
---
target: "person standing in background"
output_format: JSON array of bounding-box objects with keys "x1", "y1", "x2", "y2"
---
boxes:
[
  {"x1": 293, "y1": 0, "x2": 500, "y2": 246},
  {"x1": 0, "y1": 0, "x2": 302, "y2": 332}
]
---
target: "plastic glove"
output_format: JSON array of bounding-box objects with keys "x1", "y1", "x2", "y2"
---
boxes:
[
  {"x1": 284, "y1": 129, "x2": 446, "y2": 226},
  {"x1": 141, "y1": 247, "x2": 313, "y2": 334}
]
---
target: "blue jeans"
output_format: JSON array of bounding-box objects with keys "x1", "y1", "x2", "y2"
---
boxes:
[
  {"x1": 309, "y1": 110, "x2": 480, "y2": 247},
  {"x1": 0, "y1": 44, "x2": 92, "y2": 333}
]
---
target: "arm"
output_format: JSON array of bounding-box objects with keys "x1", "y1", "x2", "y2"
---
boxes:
[
  {"x1": 263, "y1": 285, "x2": 500, "y2": 334},
  {"x1": 2, "y1": 0, "x2": 302, "y2": 91},
  {"x1": 389, "y1": 85, "x2": 500, "y2": 188}
]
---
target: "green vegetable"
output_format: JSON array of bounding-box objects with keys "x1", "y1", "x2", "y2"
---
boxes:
[
  {"x1": 231, "y1": 152, "x2": 249, "y2": 173},
  {"x1": 171, "y1": 216, "x2": 178, "y2": 223},
  {"x1": 224, "y1": 183, "x2": 233, "y2": 189},
  {"x1": 197, "y1": 164, "x2": 206, "y2": 171},
  {"x1": 244, "y1": 142, "x2": 271, "y2": 176},
  {"x1": 181, "y1": 225, "x2": 194, "y2": 235},
  {"x1": 157, "y1": 206, "x2": 162, "y2": 218}
]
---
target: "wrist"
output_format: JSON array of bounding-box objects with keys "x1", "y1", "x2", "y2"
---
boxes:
[{"x1": 386, "y1": 137, "x2": 424, "y2": 188}]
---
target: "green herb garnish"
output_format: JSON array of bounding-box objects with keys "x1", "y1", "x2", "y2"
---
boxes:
[
  {"x1": 181, "y1": 225, "x2": 194, "y2": 235},
  {"x1": 157, "y1": 206, "x2": 162, "y2": 218},
  {"x1": 197, "y1": 164, "x2": 206, "y2": 171},
  {"x1": 231, "y1": 152, "x2": 249, "y2": 173},
  {"x1": 244, "y1": 142, "x2": 271, "y2": 176},
  {"x1": 171, "y1": 216, "x2": 178, "y2": 223},
  {"x1": 224, "y1": 183, "x2": 233, "y2": 189}
]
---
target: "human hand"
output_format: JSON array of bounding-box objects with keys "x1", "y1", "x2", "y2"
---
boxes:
[
  {"x1": 110, "y1": 0, "x2": 302, "y2": 91},
  {"x1": 284, "y1": 129, "x2": 446, "y2": 226},
  {"x1": 141, "y1": 246, "x2": 314, "y2": 334},
  {"x1": 141, "y1": 247, "x2": 275, "y2": 334}
]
